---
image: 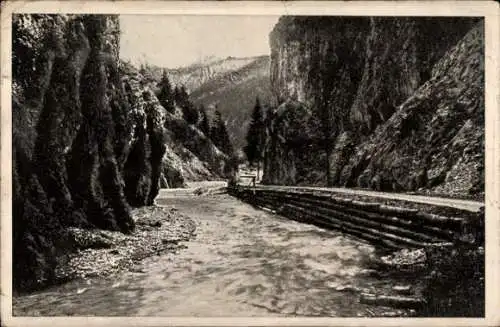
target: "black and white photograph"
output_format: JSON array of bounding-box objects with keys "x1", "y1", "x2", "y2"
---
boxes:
[{"x1": 1, "y1": 1, "x2": 499, "y2": 325}]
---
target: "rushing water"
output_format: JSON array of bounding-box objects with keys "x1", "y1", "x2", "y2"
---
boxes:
[{"x1": 13, "y1": 191, "x2": 417, "y2": 317}]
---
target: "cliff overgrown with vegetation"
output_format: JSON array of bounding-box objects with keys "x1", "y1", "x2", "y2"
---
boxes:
[
  {"x1": 263, "y1": 16, "x2": 483, "y2": 200},
  {"x1": 12, "y1": 14, "x2": 231, "y2": 291}
]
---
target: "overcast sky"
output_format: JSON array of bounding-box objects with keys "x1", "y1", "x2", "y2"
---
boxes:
[{"x1": 119, "y1": 15, "x2": 280, "y2": 69}]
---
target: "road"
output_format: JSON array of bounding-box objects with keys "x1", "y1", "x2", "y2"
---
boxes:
[
  {"x1": 239, "y1": 184, "x2": 484, "y2": 212},
  {"x1": 12, "y1": 188, "x2": 416, "y2": 317}
]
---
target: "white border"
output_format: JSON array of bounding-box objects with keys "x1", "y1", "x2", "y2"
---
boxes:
[{"x1": 1, "y1": 1, "x2": 499, "y2": 326}]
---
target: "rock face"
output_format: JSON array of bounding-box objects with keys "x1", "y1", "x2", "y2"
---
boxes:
[
  {"x1": 12, "y1": 14, "x2": 168, "y2": 290},
  {"x1": 118, "y1": 64, "x2": 168, "y2": 207},
  {"x1": 262, "y1": 101, "x2": 316, "y2": 185},
  {"x1": 340, "y1": 24, "x2": 484, "y2": 196},
  {"x1": 164, "y1": 112, "x2": 229, "y2": 178},
  {"x1": 264, "y1": 16, "x2": 483, "y2": 198}
]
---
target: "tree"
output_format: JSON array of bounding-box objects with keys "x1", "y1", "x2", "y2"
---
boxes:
[
  {"x1": 174, "y1": 85, "x2": 199, "y2": 125},
  {"x1": 173, "y1": 86, "x2": 181, "y2": 105},
  {"x1": 211, "y1": 110, "x2": 234, "y2": 156},
  {"x1": 139, "y1": 63, "x2": 147, "y2": 75},
  {"x1": 244, "y1": 97, "x2": 265, "y2": 179},
  {"x1": 175, "y1": 85, "x2": 189, "y2": 108},
  {"x1": 198, "y1": 104, "x2": 210, "y2": 137},
  {"x1": 157, "y1": 70, "x2": 175, "y2": 113},
  {"x1": 182, "y1": 102, "x2": 199, "y2": 125},
  {"x1": 210, "y1": 110, "x2": 221, "y2": 147}
]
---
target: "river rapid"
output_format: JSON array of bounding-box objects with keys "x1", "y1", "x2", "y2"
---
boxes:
[{"x1": 13, "y1": 189, "x2": 417, "y2": 317}]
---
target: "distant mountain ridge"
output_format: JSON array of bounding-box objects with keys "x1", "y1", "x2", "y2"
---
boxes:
[
  {"x1": 145, "y1": 56, "x2": 267, "y2": 92},
  {"x1": 145, "y1": 55, "x2": 273, "y2": 151}
]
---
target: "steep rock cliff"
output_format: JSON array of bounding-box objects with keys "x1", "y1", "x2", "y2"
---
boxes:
[
  {"x1": 119, "y1": 63, "x2": 168, "y2": 207},
  {"x1": 262, "y1": 101, "x2": 315, "y2": 185},
  {"x1": 12, "y1": 14, "x2": 167, "y2": 290},
  {"x1": 340, "y1": 23, "x2": 484, "y2": 197},
  {"x1": 264, "y1": 16, "x2": 483, "y2": 197}
]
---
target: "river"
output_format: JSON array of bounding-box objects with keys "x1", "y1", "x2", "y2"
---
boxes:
[{"x1": 13, "y1": 188, "x2": 417, "y2": 317}]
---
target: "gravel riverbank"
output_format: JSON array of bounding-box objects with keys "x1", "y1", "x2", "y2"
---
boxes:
[{"x1": 50, "y1": 206, "x2": 197, "y2": 288}]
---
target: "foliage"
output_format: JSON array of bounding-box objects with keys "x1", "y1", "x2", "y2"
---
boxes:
[
  {"x1": 244, "y1": 97, "x2": 265, "y2": 166},
  {"x1": 175, "y1": 85, "x2": 199, "y2": 125},
  {"x1": 157, "y1": 69, "x2": 175, "y2": 113},
  {"x1": 422, "y1": 244, "x2": 484, "y2": 317},
  {"x1": 211, "y1": 110, "x2": 234, "y2": 156},
  {"x1": 198, "y1": 104, "x2": 211, "y2": 137}
]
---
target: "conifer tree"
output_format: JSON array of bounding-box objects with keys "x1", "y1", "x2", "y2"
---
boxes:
[
  {"x1": 198, "y1": 104, "x2": 210, "y2": 137},
  {"x1": 210, "y1": 110, "x2": 222, "y2": 147},
  {"x1": 173, "y1": 85, "x2": 199, "y2": 124},
  {"x1": 139, "y1": 63, "x2": 147, "y2": 76},
  {"x1": 173, "y1": 86, "x2": 181, "y2": 106},
  {"x1": 177, "y1": 86, "x2": 190, "y2": 108},
  {"x1": 244, "y1": 97, "x2": 265, "y2": 179},
  {"x1": 183, "y1": 102, "x2": 199, "y2": 125},
  {"x1": 181, "y1": 87, "x2": 198, "y2": 124},
  {"x1": 211, "y1": 110, "x2": 234, "y2": 156},
  {"x1": 157, "y1": 69, "x2": 175, "y2": 113}
]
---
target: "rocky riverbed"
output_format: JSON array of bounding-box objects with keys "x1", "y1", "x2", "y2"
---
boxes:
[{"x1": 13, "y1": 205, "x2": 197, "y2": 299}]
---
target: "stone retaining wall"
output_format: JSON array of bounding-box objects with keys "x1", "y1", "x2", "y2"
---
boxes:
[{"x1": 228, "y1": 186, "x2": 484, "y2": 250}]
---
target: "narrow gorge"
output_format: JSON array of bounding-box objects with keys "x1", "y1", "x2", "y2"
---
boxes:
[{"x1": 9, "y1": 12, "x2": 487, "y2": 319}]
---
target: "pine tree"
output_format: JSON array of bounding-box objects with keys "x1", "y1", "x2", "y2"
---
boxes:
[
  {"x1": 182, "y1": 87, "x2": 199, "y2": 125},
  {"x1": 211, "y1": 110, "x2": 233, "y2": 156},
  {"x1": 244, "y1": 97, "x2": 265, "y2": 179},
  {"x1": 183, "y1": 102, "x2": 199, "y2": 125},
  {"x1": 173, "y1": 85, "x2": 199, "y2": 124},
  {"x1": 139, "y1": 63, "x2": 147, "y2": 76},
  {"x1": 198, "y1": 104, "x2": 210, "y2": 137},
  {"x1": 178, "y1": 86, "x2": 189, "y2": 107},
  {"x1": 210, "y1": 110, "x2": 222, "y2": 147},
  {"x1": 220, "y1": 121, "x2": 234, "y2": 157},
  {"x1": 157, "y1": 70, "x2": 175, "y2": 113},
  {"x1": 173, "y1": 86, "x2": 181, "y2": 106}
]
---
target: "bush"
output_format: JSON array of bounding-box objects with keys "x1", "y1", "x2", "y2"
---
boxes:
[{"x1": 422, "y1": 244, "x2": 485, "y2": 317}]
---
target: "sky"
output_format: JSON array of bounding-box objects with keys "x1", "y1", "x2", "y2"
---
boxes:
[{"x1": 119, "y1": 15, "x2": 280, "y2": 69}]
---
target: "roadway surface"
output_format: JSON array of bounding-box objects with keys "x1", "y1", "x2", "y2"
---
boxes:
[{"x1": 237, "y1": 183, "x2": 484, "y2": 212}]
